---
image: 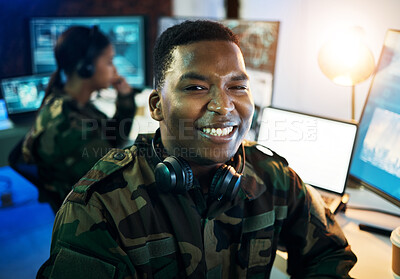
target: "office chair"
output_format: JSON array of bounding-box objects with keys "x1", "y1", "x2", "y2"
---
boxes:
[{"x1": 8, "y1": 138, "x2": 62, "y2": 213}]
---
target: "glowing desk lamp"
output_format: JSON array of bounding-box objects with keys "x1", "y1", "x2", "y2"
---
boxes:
[{"x1": 318, "y1": 27, "x2": 375, "y2": 120}]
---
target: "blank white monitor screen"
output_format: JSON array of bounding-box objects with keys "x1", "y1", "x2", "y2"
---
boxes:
[{"x1": 257, "y1": 107, "x2": 357, "y2": 194}]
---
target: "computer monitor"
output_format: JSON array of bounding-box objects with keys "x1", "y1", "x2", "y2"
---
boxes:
[
  {"x1": 0, "y1": 73, "x2": 50, "y2": 115},
  {"x1": 257, "y1": 107, "x2": 357, "y2": 195},
  {"x1": 349, "y1": 29, "x2": 400, "y2": 208},
  {"x1": 30, "y1": 16, "x2": 146, "y2": 87}
]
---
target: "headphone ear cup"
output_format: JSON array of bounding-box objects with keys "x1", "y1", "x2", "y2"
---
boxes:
[
  {"x1": 209, "y1": 165, "x2": 242, "y2": 201},
  {"x1": 209, "y1": 165, "x2": 231, "y2": 200},
  {"x1": 176, "y1": 157, "x2": 193, "y2": 192},
  {"x1": 154, "y1": 156, "x2": 193, "y2": 194},
  {"x1": 76, "y1": 61, "x2": 94, "y2": 78},
  {"x1": 209, "y1": 166, "x2": 225, "y2": 200}
]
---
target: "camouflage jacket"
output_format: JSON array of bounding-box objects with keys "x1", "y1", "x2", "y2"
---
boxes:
[
  {"x1": 22, "y1": 89, "x2": 136, "y2": 200},
  {"x1": 37, "y1": 133, "x2": 357, "y2": 279}
]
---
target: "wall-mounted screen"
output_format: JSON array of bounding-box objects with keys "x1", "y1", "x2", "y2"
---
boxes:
[{"x1": 30, "y1": 16, "x2": 146, "y2": 87}]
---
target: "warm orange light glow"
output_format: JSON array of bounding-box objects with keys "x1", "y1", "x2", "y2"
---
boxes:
[
  {"x1": 318, "y1": 26, "x2": 375, "y2": 86},
  {"x1": 318, "y1": 26, "x2": 375, "y2": 120}
]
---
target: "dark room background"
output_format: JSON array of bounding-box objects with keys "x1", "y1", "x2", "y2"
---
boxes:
[{"x1": 0, "y1": 0, "x2": 172, "y2": 86}]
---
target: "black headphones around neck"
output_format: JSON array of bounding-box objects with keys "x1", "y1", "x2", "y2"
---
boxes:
[
  {"x1": 151, "y1": 129, "x2": 245, "y2": 201},
  {"x1": 76, "y1": 25, "x2": 99, "y2": 79}
]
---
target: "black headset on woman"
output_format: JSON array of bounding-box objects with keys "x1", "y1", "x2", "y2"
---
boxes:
[{"x1": 76, "y1": 25, "x2": 100, "y2": 78}]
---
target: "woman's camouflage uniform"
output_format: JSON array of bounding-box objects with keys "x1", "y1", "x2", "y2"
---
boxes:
[{"x1": 22, "y1": 89, "x2": 136, "y2": 200}]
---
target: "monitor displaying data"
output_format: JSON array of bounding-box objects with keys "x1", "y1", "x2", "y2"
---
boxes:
[
  {"x1": 30, "y1": 16, "x2": 146, "y2": 87},
  {"x1": 1, "y1": 74, "x2": 50, "y2": 114},
  {"x1": 350, "y1": 29, "x2": 400, "y2": 207}
]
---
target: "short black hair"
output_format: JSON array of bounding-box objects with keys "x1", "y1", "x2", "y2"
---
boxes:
[{"x1": 153, "y1": 20, "x2": 240, "y2": 90}]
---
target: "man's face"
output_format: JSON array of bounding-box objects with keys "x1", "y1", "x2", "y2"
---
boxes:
[{"x1": 150, "y1": 40, "x2": 254, "y2": 165}]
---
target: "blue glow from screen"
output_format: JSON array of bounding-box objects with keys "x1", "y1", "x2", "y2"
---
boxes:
[{"x1": 350, "y1": 30, "x2": 400, "y2": 205}]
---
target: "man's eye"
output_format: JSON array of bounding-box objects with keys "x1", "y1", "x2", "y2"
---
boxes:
[
  {"x1": 230, "y1": 85, "x2": 248, "y2": 90},
  {"x1": 184, "y1": 85, "x2": 207, "y2": 91}
]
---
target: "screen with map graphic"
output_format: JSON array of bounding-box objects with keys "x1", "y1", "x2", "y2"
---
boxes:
[{"x1": 350, "y1": 29, "x2": 400, "y2": 207}]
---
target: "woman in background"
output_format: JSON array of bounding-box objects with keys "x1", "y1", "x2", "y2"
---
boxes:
[{"x1": 22, "y1": 26, "x2": 137, "y2": 209}]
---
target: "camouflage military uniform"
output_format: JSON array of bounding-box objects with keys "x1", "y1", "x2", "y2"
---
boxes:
[
  {"x1": 37, "y1": 133, "x2": 357, "y2": 279},
  {"x1": 22, "y1": 89, "x2": 136, "y2": 200}
]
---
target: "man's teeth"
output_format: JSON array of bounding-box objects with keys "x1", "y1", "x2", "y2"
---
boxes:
[{"x1": 202, "y1": 127, "x2": 233, "y2": 136}]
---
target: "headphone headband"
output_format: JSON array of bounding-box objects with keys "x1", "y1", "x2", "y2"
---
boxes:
[
  {"x1": 151, "y1": 129, "x2": 245, "y2": 201},
  {"x1": 76, "y1": 25, "x2": 100, "y2": 78}
]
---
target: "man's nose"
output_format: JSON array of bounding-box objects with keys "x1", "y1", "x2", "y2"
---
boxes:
[{"x1": 206, "y1": 87, "x2": 234, "y2": 115}]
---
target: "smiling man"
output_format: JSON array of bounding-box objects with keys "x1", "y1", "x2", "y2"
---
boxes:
[
  {"x1": 37, "y1": 21, "x2": 356, "y2": 279},
  {"x1": 150, "y1": 37, "x2": 254, "y2": 189}
]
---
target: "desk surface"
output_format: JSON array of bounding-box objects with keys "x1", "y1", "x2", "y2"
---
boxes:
[
  {"x1": 336, "y1": 212, "x2": 395, "y2": 278},
  {"x1": 274, "y1": 186, "x2": 400, "y2": 279},
  {"x1": 339, "y1": 187, "x2": 400, "y2": 279}
]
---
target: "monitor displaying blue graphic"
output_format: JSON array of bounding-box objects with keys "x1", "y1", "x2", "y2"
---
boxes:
[
  {"x1": 30, "y1": 16, "x2": 146, "y2": 87},
  {"x1": 350, "y1": 29, "x2": 400, "y2": 207},
  {"x1": 1, "y1": 74, "x2": 50, "y2": 115}
]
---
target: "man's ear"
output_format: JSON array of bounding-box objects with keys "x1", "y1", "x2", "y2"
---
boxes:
[{"x1": 149, "y1": 89, "x2": 163, "y2": 121}]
